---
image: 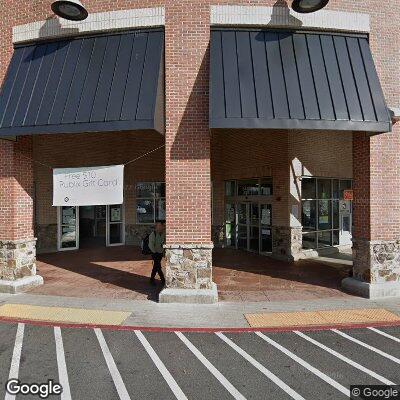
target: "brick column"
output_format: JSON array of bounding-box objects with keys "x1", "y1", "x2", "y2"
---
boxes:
[
  {"x1": 342, "y1": 128, "x2": 400, "y2": 298},
  {"x1": 159, "y1": 1, "x2": 217, "y2": 303},
  {"x1": 0, "y1": 136, "x2": 43, "y2": 293}
]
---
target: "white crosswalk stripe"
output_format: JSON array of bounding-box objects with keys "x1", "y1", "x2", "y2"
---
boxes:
[
  {"x1": 255, "y1": 332, "x2": 350, "y2": 397},
  {"x1": 94, "y1": 328, "x2": 131, "y2": 400},
  {"x1": 295, "y1": 330, "x2": 395, "y2": 385},
  {"x1": 332, "y1": 329, "x2": 400, "y2": 364},
  {"x1": 54, "y1": 327, "x2": 72, "y2": 400},
  {"x1": 176, "y1": 332, "x2": 246, "y2": 400},
  {"x1": 216, "y1": 332, "x2": 306, "y2": 400},
  {"x1": 5, "y1": 323, "x2": 25, "y2": 400},
  {"x1": 135, "y1": 330, "x2": 188, "y2": 400},
  {"x1": 368, "y1": 327, "x2": 400, "y2": 343}
]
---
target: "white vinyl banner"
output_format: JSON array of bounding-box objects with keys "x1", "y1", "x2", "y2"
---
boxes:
[{"x1": 53, "y1": 165, "x2": 124, "y2": 206}]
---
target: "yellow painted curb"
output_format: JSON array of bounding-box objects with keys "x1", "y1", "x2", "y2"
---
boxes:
[
  {"x1": 0, "y1": 304, "x2": 131, "y2": 326},
  {"x1": 245, "y1": 308, "x2": 400, "y2": 328}
]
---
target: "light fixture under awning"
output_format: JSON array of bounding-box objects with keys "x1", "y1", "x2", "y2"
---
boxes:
[
  {"x1": 0, "y1": 29, "x2": 165, "y2": 136},
  {"x1": 210, "y1": 29, "x2": 391, "y2": 134}
]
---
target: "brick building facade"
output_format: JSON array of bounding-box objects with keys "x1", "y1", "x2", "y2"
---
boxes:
[{"x1": 0, "y1": 0, "x2": 399, "y2": 301}]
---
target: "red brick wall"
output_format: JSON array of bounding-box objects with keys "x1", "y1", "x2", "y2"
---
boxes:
[
  {"x1": 0, "y1": 137, "x2": 34, "y2": 240},
  {"x1": 164, "y1": 1, "x2": 213, "y2": 244},
  {"x1": 353, "y1": 126, "x2": 400, "y2": 242}
]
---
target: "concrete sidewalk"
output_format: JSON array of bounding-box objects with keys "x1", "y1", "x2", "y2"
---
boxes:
[{"x1": 0, "y1": 292, "x2": 399, "y2": 329}]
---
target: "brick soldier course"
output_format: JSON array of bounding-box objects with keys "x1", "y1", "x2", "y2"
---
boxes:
[{"x1": 0, "y1": 1, "x2": 399, "y2": 301}]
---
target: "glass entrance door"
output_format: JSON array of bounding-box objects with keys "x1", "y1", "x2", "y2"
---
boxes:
[
  {"x1": 106, "y1": 204, "x2": 125, "y2": 246},
  {"x1": 235, "y1": 203, "x2": 272, "y2": 253},
  {"x1": 58, "y1": 204, "x2": 125, "y2": 250},
  {"x1": 58, "y1": 206, "x2": 79, "y2": 251}
]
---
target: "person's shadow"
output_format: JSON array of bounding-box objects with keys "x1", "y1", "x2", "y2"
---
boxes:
[{"x1": 268, "y1": 0, "x2": 303, "y2": 27}]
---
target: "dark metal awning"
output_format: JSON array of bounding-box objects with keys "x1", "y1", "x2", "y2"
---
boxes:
[
  {"x1": 0, "y1": 30, "x2": 164, "y2": 136},
  {"x1": 210, "y1": 29, "x2": 391, "y2": 133}
]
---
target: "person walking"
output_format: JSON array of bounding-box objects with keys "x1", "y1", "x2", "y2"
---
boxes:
[{"x1": 148, "y1": 220, "x2": 166, "y2": 286}]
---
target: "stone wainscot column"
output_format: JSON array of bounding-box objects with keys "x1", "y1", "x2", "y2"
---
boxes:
[
  {"x1": 0, "y1": 137, "x2": 43, "y2": 293},
  {"x1": 342, "y1": 131, "x2": 400, "y2": 298}
]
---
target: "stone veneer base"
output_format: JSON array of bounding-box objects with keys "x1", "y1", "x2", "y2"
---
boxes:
[
  {"x1": 0, "y1": 275, "x2": 44, "y2": 294},
  {"x1": 159, "y1": 283, "x2": 218, "y2": 304},
  {"x1": 342, "y1": 277, "x2": 400, "y2": 299}
]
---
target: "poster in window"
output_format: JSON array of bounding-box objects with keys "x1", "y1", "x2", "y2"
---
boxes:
[
  {"x1": 62, "y1": 207, "x2": 75, "y2": 225},
  {"x1": 261, "y1": 208, "x2": 271, "y2": 225},
  {"x1": 110, "y1": 207, "x2": 121, "y2": 222}
]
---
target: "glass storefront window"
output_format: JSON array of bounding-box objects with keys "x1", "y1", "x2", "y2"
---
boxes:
[
  {"x1": 333, "y1": 200, "x2": 339, "y2": 229},
  {"x1": 136, "y1": 182, "x2": 165, "y2": 224},
  {"x1": 155, "y1": 182, "x2": 166, "y2": 198},
  {"x1": 332, "y1": 230, "x2": 339, "y2": 246},
  {"x1": 238, "y1": 203, "x2": 247, "y2": 225},
  {"x1": 332, "y1": 179, "x2": 340, "y2": 199},
  {"x1": 301, "y1": 200, "x2": 317, "y2": 231},
  {"x1": 237, "y1": 179, "x2": 259, "y2": 196},
  {"x1": 136, "y1": 182, "x2": 154, "y2": 198},
  {"x1": 225, "y1": 181, "x2": 236, "y2": 197},
  {"x1": 136, "y1": 199, "x2": 155, "y2": 224},
  {"x1": 156, "y1": 199, "x2": 166, "y2": 220},
  {"x1": 225, "y1": 203, "x2": 235, "y2": 223},
  {"x1": 302, "y1": 178, "x2": 316, "y2": 199},
  {"x1": 318, "y1": 200, "x2": 332, "y2": 230},
  {"x1": 250, "y1": 203, "x2": 259, "y2": 225},
  {"x1": 340, "y1": 180, "x2": 352, "y2": 199},
  {"x1": 317, "y1": 179, "x2": 331, "y2": 199},
  {"x1": 303, "y1": 232, "x2": 317, "y2": 249},
  {"x1": 318, "y1": 231, "x2": 332, "y2": 248},
  {"x1": 260, "y1": 178, "x2": 273, "y2": 196},
  {"x1": 301, "y1": 177, "x2": 352, "y2": 249}
]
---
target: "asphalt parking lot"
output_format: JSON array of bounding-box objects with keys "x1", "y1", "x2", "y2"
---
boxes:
[{"x1": 1, "y1": 322, "x2": 399, "y2": 399}]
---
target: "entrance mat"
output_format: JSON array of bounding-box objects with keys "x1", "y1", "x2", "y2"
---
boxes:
[
  {"x1": 0, "y1": 304, "x2": 131, "y2": 326},
  {"x1": 245, "y1": 308, "x2": 400, "y2": 328}
]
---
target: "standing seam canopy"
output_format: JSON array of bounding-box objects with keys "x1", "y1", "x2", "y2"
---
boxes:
[
  {"x1": 210, "y1": 29, "x2": 391, "y2": 134},
  {"x1": 0, "y1": 29, "x2": 165, "y2": 136}
]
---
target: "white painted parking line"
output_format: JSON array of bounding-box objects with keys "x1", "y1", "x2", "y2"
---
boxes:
[
  {"x1": 255, "y1": 332, "x2": 350, "y2": 397},
  {"x1": 332, "y1": 329, "x2": 400, "y2": 365},
  {"x1": 134, "y1": 330, "x2": 188, "y2": 400},
  {"x1": 5, "y1": 323, "x2": 25, "y2": 400},
  {"x1": 216, "y1": 332, "x2": 305, "y2": 400},
  {"x1": 54, "y1": 327, "x2": 72, "y2": 400},
  {"x1": 94, "y1": 328, "x2": 131, "y2": 400},
  {"x1": 176, "y1": 332, "x2": 246, "y2": 400},
  {"x1": 295, "y1": 331, "x2": 394, "y2": 385},
  {"x1": 368, "y1": 327, "x2": 400, "y2": 343}
]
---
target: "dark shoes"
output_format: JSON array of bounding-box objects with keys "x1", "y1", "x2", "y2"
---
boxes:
[{"x1": 150, "y1": 278, "x2": 166, "y2": 286}]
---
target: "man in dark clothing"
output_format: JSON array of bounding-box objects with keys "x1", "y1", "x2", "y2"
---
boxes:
[{"x1": 148, "y1": 220, "x2": 166, "y2": 285}]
